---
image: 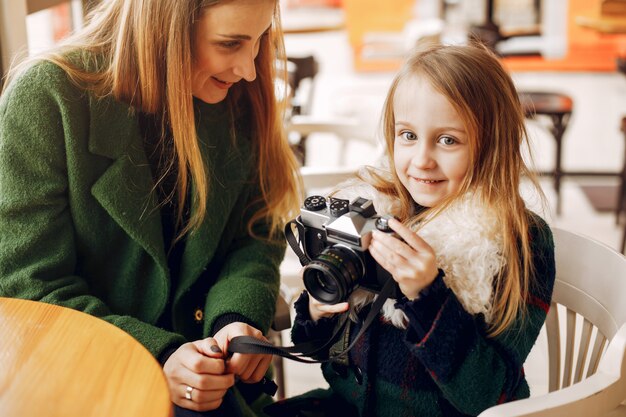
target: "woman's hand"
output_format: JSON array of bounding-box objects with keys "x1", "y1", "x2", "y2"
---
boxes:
[
  {"x1": 308, "y1": 295, "x2": 349, "y2": 322},
  {"x1": 163, "y1": 338, "x2": 235, "y2": 412},
  {"x1": 212, "y1": 322, "x2": 272, "y2": 383},
  {"x1": 369, "y1": 217, "x2": 439, "y2": 300}
]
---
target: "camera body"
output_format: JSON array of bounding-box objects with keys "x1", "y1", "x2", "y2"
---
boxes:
[{"x1": 287, "y1": 195, "x2": 402, "y2": 304}]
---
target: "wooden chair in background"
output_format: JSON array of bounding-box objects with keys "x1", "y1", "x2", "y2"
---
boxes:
[{"x1": 518, "y1": 91, "x2": 574, "y2": 216}]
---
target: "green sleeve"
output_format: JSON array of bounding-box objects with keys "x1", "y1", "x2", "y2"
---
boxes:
[
  {"x1": 202, "y1": 185, "x2": 286, "y2": 336},
  {"x1": 0, "y1": 62, "x2": 185, "y2": 358}
]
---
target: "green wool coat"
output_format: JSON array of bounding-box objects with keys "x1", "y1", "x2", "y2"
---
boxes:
[{"x1": 0, "y1": 61, "x2": 285, "y2": 362}]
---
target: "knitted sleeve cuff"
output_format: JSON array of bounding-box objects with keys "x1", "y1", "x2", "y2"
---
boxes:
[
  {"x1": 210, "y1": 313, "x2": 258, "y2": 336},
  {"x1": 291, "y1": 290, "x2": 339, "y2": 344},
  {"x1": 157, "y1": 345, "x2": 181, "y2": 367}
]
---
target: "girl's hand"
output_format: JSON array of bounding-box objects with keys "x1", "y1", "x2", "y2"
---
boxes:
[
  {"x1": 308, "y1": 294, "x2": 349, "y2": 322},
  {"x1": 163, "y1": 338, "x2": 235, "y2": 411},
  {"x1": 369, "y1": 217, "x2": 439, "y2": 300},
  {"x1": 212, "y1": 322, "x2": 273, "y2": 383}
]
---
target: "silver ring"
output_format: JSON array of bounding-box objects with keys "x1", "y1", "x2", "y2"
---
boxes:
[{"x1": 185, "y1": 385, "x2": 194, "y2": 401}]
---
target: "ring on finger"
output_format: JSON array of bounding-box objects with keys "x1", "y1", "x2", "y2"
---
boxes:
[{"x1": 185, "y1": 385, "x2": 194, "y2": 401}]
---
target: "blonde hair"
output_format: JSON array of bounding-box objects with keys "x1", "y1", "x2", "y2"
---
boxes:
[
  {"x1": 369, "y1": 42, "x2": 545, "y2": 336},
  {"x1": 6, "y1": 0, "x2": 301, "y2": 239}
]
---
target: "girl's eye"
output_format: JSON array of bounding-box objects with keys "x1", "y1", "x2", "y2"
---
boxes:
[
  {"x1": 400, "y1": 131, "x2": 417, "y2": 141},
  {"x1": 438, "y1": 136, "x2": 456, "y2": 146}
]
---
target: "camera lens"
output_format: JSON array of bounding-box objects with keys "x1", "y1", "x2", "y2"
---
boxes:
[{"x1": 302, "y1": 245, "x2": 364, "y2": 304}]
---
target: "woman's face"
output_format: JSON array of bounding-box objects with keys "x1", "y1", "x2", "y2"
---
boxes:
[
  {"x1": 393, "y1": 75, "x2": 470, "y2": 208},
  {"x1": 191, "y1": 0, "x2": 274, "y2": 104}
]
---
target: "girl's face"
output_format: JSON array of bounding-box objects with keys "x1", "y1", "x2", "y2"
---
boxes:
[
  {"x1": 191, "y1": 0, "x2": 274, "y2": 104},
  {"x1": 393, "y1": 75, "x2": 470, "y2": 208}
]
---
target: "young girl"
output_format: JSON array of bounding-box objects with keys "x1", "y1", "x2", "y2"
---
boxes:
[{"x1": 286, "y1": 43, "x2": 556, "y2": 417}]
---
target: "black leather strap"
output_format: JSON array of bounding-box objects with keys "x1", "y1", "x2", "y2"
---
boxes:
[
  {"x1": 227, "y1": 278, "x2": 397, "y2": 364},
  {"x1": 284, "y1": 218, "x2": 310, "y2": 267}
]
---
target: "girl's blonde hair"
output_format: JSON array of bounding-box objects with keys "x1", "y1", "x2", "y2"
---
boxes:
[
  {"x1": 7, "y1": 0, "x2": 301, "y2": 239},
  {"x1": 369, "y1": 42, "x2": 544, "y2": 336}
]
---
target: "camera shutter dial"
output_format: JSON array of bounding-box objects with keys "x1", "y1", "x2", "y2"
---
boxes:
[
  {"x1": 303, "y1": 195, "x2": 327, "y2": 211},
  {"x1": 375, "y1": 215, "x2": 395, "y2": 233},
  {"x1": 329, "y1": 198, "x2": 349, "y2": 217}
]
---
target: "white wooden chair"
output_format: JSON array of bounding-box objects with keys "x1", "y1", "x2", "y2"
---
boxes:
[{"x1": 479, "y1": 227, "x2": 626, "y2": 417}]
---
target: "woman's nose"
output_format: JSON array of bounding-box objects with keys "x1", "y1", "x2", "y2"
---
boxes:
[{"x1": 233, "y1": 49, "x2": 257, "y2": 82}]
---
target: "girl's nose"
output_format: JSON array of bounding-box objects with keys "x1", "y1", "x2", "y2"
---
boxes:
[{"x1": 410, "y1": 142, "x2": 436, "y2": 170}]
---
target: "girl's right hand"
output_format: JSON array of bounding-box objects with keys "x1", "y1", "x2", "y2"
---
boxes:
[
  {"x1": 163, "y1": 338, "x2": 235, "y2": 412},
  {"x1": 308, "y1": 295, "x2": 349, "y2": 322}
]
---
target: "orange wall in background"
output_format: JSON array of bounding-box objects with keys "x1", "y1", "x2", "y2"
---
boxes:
[
  {"x1": 344, "y1": 0, "x2": 626, "y2": 72},
  {"x1": 503, "y1": 0, "x2": 626, "y2": 71},
  {"x1": 343, "y1": 0, "x2": 415, "y2": 47}
]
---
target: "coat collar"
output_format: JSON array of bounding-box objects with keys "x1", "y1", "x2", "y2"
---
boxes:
[{"x1": 86, "y1": 95, "x2": 251, "y2": 290}]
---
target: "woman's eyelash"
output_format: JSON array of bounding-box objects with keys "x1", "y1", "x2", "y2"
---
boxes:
[{"x1": 219, "y1": 41, "x2": 240, "y2": 49}]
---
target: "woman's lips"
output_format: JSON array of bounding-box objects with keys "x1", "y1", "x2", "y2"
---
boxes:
[{"x1": 211, "y1": 76, "x2": 234, "y2": 90}]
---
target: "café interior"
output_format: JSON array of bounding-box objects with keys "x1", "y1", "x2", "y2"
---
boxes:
[{"x1": 1, "y1": 0, "x2": 626, "y2": 415}]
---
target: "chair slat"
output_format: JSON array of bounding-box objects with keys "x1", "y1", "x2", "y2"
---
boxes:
[
  {"x1": 562, "y1": 308, "x2": 577, "y2": 388},
  {"x1": 546, "y1": 301, "x2": 561, "y2": 392},
  {"x1": 476, "y1": 228, "x2": 626, "y2": 416},
  {"x1": 573, "y1": 318, "x2": 593, "y2": 383},
  {"x1": 586, "y1": 329, "x2": 607, "y2": 378}
]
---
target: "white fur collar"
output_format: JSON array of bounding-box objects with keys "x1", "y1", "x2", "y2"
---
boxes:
[{"x1": 329, "y1": 176, "x2": 505, "y2": 329}]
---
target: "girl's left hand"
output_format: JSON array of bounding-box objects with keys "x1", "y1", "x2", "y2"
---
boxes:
[{"x1": 369, "y1": 217, "x2": 439, "y2": 300}]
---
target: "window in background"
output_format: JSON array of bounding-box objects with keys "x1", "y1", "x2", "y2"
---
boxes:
[
  {"x1": 26, "y1": 0, "x2": 84, "y2": 56},
  {"x1": 495, "y1": 0, "x2": 540, "y2": 37}
]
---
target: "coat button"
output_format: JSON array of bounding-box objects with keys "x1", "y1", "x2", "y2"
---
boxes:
[
  {"x1": 194, "y1": 308, "x2": 203, "y2": 323},
  {"x1": 353, "y1": 366, "x2": 363, "y2": 385}
]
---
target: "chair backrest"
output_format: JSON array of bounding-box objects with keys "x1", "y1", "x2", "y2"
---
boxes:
[
  {"x1": 547, "y1": 228, "x2": 626, "y2": 391},
  {"x1": 479, "y1": 227, "x2": 626, "y2": 417}
]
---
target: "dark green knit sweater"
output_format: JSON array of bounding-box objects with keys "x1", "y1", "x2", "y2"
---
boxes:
[{"x1": 289, "y1": 215, "x2": 555, "y2": 417}]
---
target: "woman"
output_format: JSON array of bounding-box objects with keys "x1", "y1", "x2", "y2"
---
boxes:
[{"x1": 0, "y1": 0, "x2": 300, "y2": 415}]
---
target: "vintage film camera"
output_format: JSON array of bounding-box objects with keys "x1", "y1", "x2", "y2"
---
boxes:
[{"x1": 286, "y1": 195, "x2": 402, "y2": 304}]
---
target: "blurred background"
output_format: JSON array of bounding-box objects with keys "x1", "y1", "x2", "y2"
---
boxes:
[{"x1": 2, "y1": 0, "x2": 626, "y2": 400}]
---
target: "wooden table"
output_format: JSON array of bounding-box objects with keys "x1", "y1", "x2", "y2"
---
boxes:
[{"x1": 0, "y1": 297, "x2": 172, "y2": 417}]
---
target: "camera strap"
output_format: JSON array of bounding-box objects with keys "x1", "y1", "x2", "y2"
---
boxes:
[
  {"x1": 284, "y1": 219, "x2": 311, "y2": 267},
  {"x1": 227, "y1": 278, "x2": 397, "y2": 364}
]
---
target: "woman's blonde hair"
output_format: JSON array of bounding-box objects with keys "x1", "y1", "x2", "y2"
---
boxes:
[
  {"x1": 7, "y1": 0, "x2": 301, "y2": 239},
  {"x1": 369, "y1": 42, "x2": 544, "y2": 336}
]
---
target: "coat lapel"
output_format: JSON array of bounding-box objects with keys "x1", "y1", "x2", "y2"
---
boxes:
[{"x1": 88, "y1": 96, "x2": 167, "y2": 272}]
